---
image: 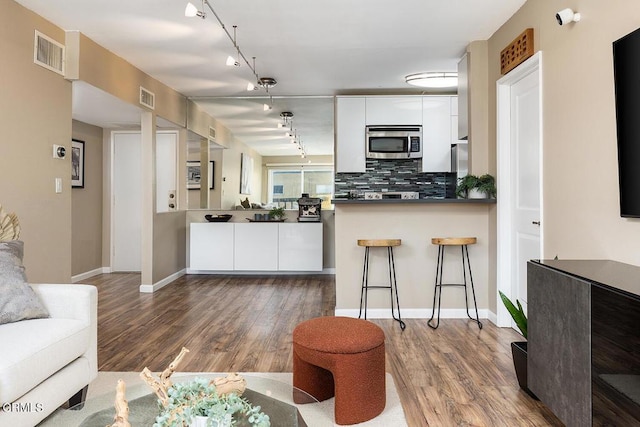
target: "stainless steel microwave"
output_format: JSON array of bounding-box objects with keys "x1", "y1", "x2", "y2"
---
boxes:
[{"x1": 365, "y1": 125, "x2": 423, "y2": 159}]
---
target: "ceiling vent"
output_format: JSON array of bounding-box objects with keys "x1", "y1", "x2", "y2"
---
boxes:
[
  {"x1": 209, "y1": 126, "x2": 217, "y2": 141},
  {"x1": 139, "y1": 86, "x2": 155, "y2": 110},
  {"x1": 34, "y1": 30, "x2": 64, "y2": 75}
]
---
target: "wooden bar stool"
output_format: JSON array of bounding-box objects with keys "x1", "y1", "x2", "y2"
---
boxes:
[
  {"x1": 428, "y1": 237, "x2": 482, "y2": 330},
  {"x1": 358, "y1": 239, "x2": 406, "y2": 330}
]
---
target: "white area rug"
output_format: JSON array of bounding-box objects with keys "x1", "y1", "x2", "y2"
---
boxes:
[{"x1": 39, "y1": 372, "x2": 407, "y2": 427}]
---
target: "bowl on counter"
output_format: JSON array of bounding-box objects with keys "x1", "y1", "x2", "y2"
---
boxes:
[{"x1": 204, "y1": 214, "x2": 233, "y2": 222}]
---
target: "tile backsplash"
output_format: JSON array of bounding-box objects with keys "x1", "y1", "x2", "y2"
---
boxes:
[{"x1": 335, "y1": 158, "x2": 457, "y2": 199}]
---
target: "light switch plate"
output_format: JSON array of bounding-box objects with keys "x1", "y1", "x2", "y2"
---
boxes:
[{"x1": 55, "y1": 178, "x2": 62, "y2": 193}]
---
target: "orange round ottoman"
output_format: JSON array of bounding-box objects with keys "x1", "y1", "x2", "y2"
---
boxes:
[{"x1": 292, "y1": 316, "x2": 386, "y2": 425}]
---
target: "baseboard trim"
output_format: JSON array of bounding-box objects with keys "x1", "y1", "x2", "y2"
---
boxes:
[
  {"x1": 334, "y1": 308, "x2": 490, "y2": 320},
  {"x1": 139, "y1": 269, "x2": 186, "y2": 293},
  {"x1": 186, "y1": 269, "x2": 333, "y2": 275},
  {"x1": 487, "y1": 310, "x2": 498, "y2": 325},
  {"x1": 72, "y1": 267, "x2": 111, "y2": 283}
]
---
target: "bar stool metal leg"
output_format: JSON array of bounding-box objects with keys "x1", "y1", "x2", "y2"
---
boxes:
[
  {"x1": 428, "y1": 245, "x2": 444, "y2": 329},
  {"x1": 359, "y1": 247, "x2": 370, "y2": 320},
  {"x1": 428, "y1": 243, "x2": 482, "y2": 330},
  {"x1": 462, "y1": 245, "x2": 482, "y2": 329},
  {"x1": 387, "y1": 246, "x2": 406, "y2": 330}
]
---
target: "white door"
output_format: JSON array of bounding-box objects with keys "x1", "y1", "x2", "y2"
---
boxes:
[
  {"x1": 112, "y1": 132, "x2": 142, "y2": 272},
  {"x1": 510, "y1": 69, "x2": 541, "y2": 314},
  {"x1": 497, "y1": 52, "x2": 542, "y2": 328}
]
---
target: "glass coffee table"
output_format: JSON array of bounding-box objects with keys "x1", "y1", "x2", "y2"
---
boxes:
[{"x1": 42, "y1": 373, "x2": 334, "y2": 426}]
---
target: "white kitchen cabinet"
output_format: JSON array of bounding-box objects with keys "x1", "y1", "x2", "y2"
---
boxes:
[
  {"x1": 335, "y1": 97, "x2": 366, "y2": 173},
  {"x1": 278, "y1": 223, "x2": 323, "y2": 271},
  {"x1": 365, "y1": 97, "x2": 423, "y2": 125},
  {"x1": 234, "y1": 223, "x2": 279, "y2": 271},
  {"x1": 422, "y1": 97, "x2": 452, "y2": 172},
  {"x1": 190, "y1": 223, "x2": 234, "y2": 270}
]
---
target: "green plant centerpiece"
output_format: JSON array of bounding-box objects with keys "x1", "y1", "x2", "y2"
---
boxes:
[
  {"x1": 154, "y1": 377, "x2": 270, "y2": 427},
  {"x1": 456, "y1": 174, "x2": 496, "y2": 199},
  {"x1": 268, "y1": 206, "x2": 286, "y2": 221}
]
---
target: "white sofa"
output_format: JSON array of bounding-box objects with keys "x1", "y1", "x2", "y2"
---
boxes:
[{"x1": 0, "y1": 284, "x2": 98, "y2": 427}]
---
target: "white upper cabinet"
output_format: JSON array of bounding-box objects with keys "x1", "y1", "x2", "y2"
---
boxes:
[
  {"x1": 365, "y1": 97, "x2": 423, "y2": 125},
  {"x1": 335, "y1": 97, "x2": 366, "y2": 173},
  {"x1": 422, "y1": 97, "x2": 452, "y2": 173}
]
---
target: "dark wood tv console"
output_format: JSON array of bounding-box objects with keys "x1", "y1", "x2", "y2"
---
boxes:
[{"x1": 528, "y1": 260, "x2": 640, "y2": 427}]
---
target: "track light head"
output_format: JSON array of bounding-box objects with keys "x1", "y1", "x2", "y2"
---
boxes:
[
  {"x1": 185, "y1": 2, "x2": 205, "y2": 19},
  {"x1": 226, "y1": 55, "x2": 240, "y2": 67}
]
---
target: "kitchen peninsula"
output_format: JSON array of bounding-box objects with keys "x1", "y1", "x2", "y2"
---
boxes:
[{"x1": 333, "y1": 197, "x2": 495, "y2": 319}]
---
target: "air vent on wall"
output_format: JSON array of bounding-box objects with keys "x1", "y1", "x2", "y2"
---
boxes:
[
  {"x1": 34, "y1": 30, "x2": 64, "y2": 75},
  {"x1": 139, "y1": 86, "x2": 155, "y2": 110},
  {"x1": 209, "y1": 126, "x2": 217, "y2": 141}
]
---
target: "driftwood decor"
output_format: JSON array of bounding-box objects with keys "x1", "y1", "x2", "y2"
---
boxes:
[
  {"x1": 0, "y1": 204, "x2": 20, "y2": 242},
  {"x1": 108, "y1": 379, "x2": 131, "y2": 427},
  {"x1": 500, "y1": 28, "x2": 534, "y2": 75},
  {"x1": 140, "y1": 347, "x2": 190, "y2": 406}
]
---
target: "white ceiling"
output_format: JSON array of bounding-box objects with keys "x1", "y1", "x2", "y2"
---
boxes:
[{"x1": 17, "y1": 0, "x2": 526, "y2": 156}]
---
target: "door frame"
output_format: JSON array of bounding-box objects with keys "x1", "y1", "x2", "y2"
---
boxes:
[{"x1": 496, "y1": 51, "x2": 543, "y2": 327}]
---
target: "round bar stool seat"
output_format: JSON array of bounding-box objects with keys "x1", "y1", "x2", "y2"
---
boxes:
[
  {"x1": 428, "y1": 236, "x2": 482, "y2": 330},
  {"x1": 358, "y1": 239, "x2": 402, "y2": 247},
  {"x1": 357, "y1": 239, "x2": 405, "y2": 330},
  {"x1": 432, "y1": 237, "x2": 477, "y2": 246}
]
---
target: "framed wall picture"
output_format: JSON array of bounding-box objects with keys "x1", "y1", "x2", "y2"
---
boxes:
[
  {"x1": 71, "y1": 139, "x2": 85, "y2": 188},
  {"x1": 187, "y1": 161, "x2": 214, "y2": 190},
  {"x1": 240, "y1": 153, "x2": 252, "y2": 194}
]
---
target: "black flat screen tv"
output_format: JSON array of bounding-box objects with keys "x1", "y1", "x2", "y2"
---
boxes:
[{"x1": 613, "y1": 27, "x2": 640, "y2": 218}]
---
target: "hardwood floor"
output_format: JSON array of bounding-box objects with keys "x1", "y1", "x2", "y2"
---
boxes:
[{"x1": 88, "y1": 273, "x2": 562, "y2": 426}]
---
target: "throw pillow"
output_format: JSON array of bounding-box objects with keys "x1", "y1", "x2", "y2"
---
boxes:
[{"x1": 0, "y1": 240, "x2": 49, "y2": 325}]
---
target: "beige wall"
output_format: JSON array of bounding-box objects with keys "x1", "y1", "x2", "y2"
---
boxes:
[
  {"x1": 71, "y1": 120, "x2": 103, "y2": 276},
  {"x1": 1, "y1": 0, "x2": 72, "y2": 282},
  {"x1": 482, "y1": 0, "x2": 640, "y2": 310},
  {"x1": 221, "y1": 141, "x2": 263, "y2": 210}
]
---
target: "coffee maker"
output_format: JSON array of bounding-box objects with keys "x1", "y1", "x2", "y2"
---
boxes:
[{"x1": 297, "y1": 194, "x2": 322, "y2": 222}]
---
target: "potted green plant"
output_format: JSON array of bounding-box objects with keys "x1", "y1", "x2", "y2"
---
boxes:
[
  {"x1": 268, "y1": 206, "x2": 286, "y2": 221},
  {"x1": 154, "y1": 377, "x2": 270, "y2": 427},
  {"x1": 499, "y1": 291, "x2": 537, "y2": 399},
  {"x1": 456, "y1": 174, "x2": 496, "y2": 199}
]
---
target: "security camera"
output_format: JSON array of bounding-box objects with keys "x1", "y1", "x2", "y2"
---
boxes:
[{"x1": 556, "y1": 8, "x2": 581, "y2": 25}]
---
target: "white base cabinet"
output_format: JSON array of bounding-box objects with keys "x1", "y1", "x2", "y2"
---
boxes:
[
  {"x1": 190, "y1": 223, "x2": 234, "y2": 270},
  {"x1": 278, "y1": 223, "x2": 323, "y2": 271},
  {"x1": 234, "y1": 223, "x2": 279, "y2": 271},
  {"x1": 189, "y1": 222, "x2": 323, "y2": 272}
]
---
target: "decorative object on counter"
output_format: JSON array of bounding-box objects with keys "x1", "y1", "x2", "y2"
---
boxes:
[
  {"x1": 0, "y1": 204, "x2": 21, "y2": 242},
  {"x1": 297, "y1": 194, "x2": 321, "y2": 222},
  {"x1": 456, "y1": 174, "x2": 496, "y2": 199},
  {"x1": 139, "y1": 347, "x2": 269, "y2": 427},
  {"x1": 499, "y1": 291, "x2": 537, "y2": 399},
  {"x1": 204, "y1": 214, "x2": 232, "y2": 223},
  {"x1": 240, "y1": 197, "x2": 251, "y2": 209},
  {"x1": 246, "y1": 214, "x2": 284, "y2": 222},
  {"x1": 268, "y1": 206, "x2": 285, "y2": 221}
]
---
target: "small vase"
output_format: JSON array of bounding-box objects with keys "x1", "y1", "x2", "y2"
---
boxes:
[
  {"x1": 468, "y1": 188, "x2": 485, "y2": 199},
  {"x1": 190, "y1": 416, "x2": 209, "y2": 427}
]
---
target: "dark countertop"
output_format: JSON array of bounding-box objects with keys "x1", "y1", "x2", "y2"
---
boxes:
[
  {"x1": 533, "y1": 259, "x2": 640, "y2": 300},
  {"x1": 332, "y1": 197, "x2": 496, "y2": 204}
]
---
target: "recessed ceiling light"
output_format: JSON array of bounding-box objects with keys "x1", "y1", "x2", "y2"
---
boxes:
[{"x1": 405, "y1": 72, "x2": 458, "y2": 88}]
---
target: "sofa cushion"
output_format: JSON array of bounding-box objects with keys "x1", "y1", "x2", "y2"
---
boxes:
[
  {"x1": 0, "y1": 241, "x2": 48, "y2": 325},
  {"x1": 0, "y1": 318, "x2": 90, "y2": 403}
]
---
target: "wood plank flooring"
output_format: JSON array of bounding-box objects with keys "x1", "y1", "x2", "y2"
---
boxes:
[{"x1": 87, "y1": 273, "x2": 562, "y2": 426}]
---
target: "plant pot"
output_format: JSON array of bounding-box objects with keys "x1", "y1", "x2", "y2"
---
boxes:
[
  {"x1": 190, "y1": 416, "x2": 209, "y2": 427},
  {"x1": 468, "y1": 188, "x2": 485, "y2": 199},
  {"x1": 510, "y1": 341, "x2": 538, "y2": 400}
]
